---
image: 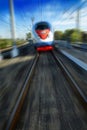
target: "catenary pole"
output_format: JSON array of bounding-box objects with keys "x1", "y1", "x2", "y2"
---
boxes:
[{"x1": 9, "y1": 0, "x2": 19, "y2": 57}]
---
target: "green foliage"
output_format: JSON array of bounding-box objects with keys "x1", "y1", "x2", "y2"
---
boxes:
[
  {"x1": 16, "y1": 39, "x2": 26, "y2": 45},
  {"x1": 62, "y1": 29, "x2": 79, "y2": 40},
  {"x1": 0, "y1": 39, "x2": 26, "y2": 50},
  {"x1": 81, "y1": 32, "x2": 87, "y2": 43},
  {"x1": 54, "y1": 29, "x2": 87, "y2": 43},
  {"x1": 26, "y1": 32, "x2": 32, "y2": 40},
  {"x1": 54, "y1": 31, "x2": 63, "y2": 40},
  {"x1": 71, "y1": 31, "x2": 82, "y2": 42},
  {"x1": 0, "y1": 39, "x2": 12, "y2": 49}
]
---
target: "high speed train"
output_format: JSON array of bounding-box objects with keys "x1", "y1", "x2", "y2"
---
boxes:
[{"x1": 32, "y1": 21, "x2": 54, "y2": 51}]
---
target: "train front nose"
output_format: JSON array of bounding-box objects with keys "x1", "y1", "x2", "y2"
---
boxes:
[{"x1": 35, "y1": 29, "x2": 50, "y2": 40}]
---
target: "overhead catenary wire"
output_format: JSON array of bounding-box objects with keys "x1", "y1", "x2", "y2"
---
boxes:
[{"x1": 53, "y1": 0, "x2": 87, "y2": 30}]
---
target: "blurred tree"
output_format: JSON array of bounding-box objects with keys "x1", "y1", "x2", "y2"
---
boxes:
[
  {"x1": 81, "y1": 32, "x2": 87, "y2": 43},
  {"x1": 63, "y1": 29, "x2": 75, "y2": 40},
  {"x1": 71, "y1": 30, "x2": 82, "y2": 42},
  {"x1": 26, "y1": 32, "x2": 32, "y2": 40},
  {"x1": 53, "y1": 29, "x2": 86, "y2": 43},
  {"x1": 0, "y1": 38, "x2": 26, "y2": 49},
  {"x1": 54, "y1": 31, "x2": 63, "y2": 40},
  {"x1": 0, "y1": 39, "x2": 12, "y2": 49}
]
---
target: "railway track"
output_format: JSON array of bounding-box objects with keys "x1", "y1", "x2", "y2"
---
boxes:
[
  {"x1": 0, "y1": 50, "x2": 37, "y2": 129},
  {"x1": 52, "y1": 51, "x2": 87, "y2": 105},
  {"x1": 3, "y1": 51, "x2": 87, "y2": 130},
  {"x1": 54, "y1": 48, "x2": 87, "y2": 102},
  {"x1": 4, "y1": 53, "x2": 39, "y2": 130}
]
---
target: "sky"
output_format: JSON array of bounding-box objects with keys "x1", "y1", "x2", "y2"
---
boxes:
[{"x1": 0, "y1": 0, "x2": 87, "y2": 38}]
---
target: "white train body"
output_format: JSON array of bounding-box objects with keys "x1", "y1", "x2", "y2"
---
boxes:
[{"x1": 32, "y1": 21, "x2": 54, "y2": 48}]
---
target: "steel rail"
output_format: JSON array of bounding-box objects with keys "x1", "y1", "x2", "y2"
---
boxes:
[
  {"x1": 52, "y1": 50, "x2": 87, "y2": 107},
  {"x1": 4, "y1": 53, "x2": 39, "y2": 130}
]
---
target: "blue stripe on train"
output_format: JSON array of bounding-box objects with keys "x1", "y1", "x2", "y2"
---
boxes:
[{"x1": 34, "y1": 41, "x2": 54, "y2": 47}]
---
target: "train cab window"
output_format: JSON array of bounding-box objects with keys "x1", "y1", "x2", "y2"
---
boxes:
[{"x1": 35, "y1": 22, "x2": 50, "y2": 30}]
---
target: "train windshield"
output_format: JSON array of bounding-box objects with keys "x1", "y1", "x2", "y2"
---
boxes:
[{"x1": 35, "y1": 22, "x2": 50, "y2": 30}]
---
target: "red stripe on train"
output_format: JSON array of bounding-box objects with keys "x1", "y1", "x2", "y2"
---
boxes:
[{"x1": 36, "y1": 46, "x2": 53, "y2": 52}]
